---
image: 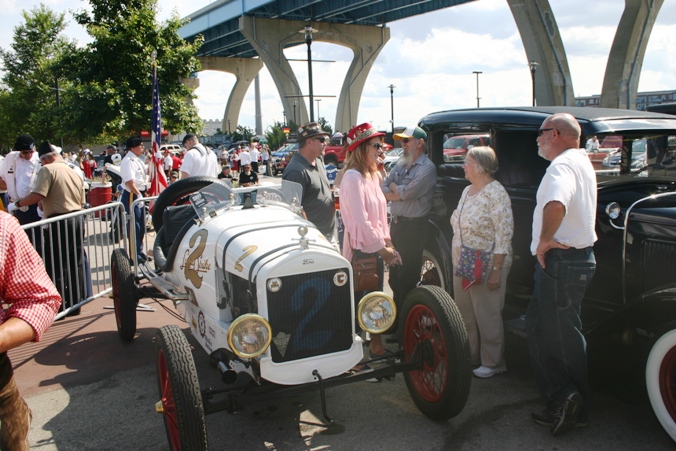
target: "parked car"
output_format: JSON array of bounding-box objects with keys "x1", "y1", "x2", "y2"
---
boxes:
[
  {"x1": 272, "y1": 142, "x2": 298, "y2": 176},
  {"x1": 110, "y1": 177, "x2": 471, "y2": 449},
  {"x1": 383, "y1": 147, "x2": 403, "y2": 171},
  {"x1": 416, "y1": 106, "x2": 676, "y2": 442},
  {"x1": 160, "y1": 144, "x2": 183, "y2": 155},
  {"x1": 442, "y1": 134, "x2": 491, "y2": 162},
  {"x1": 324, "y1": 133, "x2": 392, "y2": 167}
]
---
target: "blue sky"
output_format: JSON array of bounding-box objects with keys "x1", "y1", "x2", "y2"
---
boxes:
[{"x1": 1, "y1": 0, "x2": 675, "y2": 133}]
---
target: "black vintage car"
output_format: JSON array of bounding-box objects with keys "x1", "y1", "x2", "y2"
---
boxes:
[{"x1": 416, "y1": 106, "x2": 676, "y2": 441}]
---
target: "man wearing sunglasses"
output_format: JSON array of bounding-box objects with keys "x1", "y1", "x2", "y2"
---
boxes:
[
  {"x1": 283, "y1": 122, "x2": 336, "y2": 242},
  {"x1": 0, "y1": 135, "x2": 41, "y2": 227},
  {"x1": 382, "y1": 126, "x2": 436, "y2": 328}
]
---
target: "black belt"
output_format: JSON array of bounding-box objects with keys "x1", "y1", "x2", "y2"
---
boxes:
[{"x1": 392, "y1": 215, "x2": 426, "y2": 224}]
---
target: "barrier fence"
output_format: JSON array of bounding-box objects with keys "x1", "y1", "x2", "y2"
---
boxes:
[{"x1": 20, "y1": 198, "x2": 157, "y2": 320}]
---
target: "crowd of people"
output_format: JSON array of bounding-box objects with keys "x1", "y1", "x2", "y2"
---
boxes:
[{"x1": 0, "y1": 111, "x2": 598, "y2": 445}]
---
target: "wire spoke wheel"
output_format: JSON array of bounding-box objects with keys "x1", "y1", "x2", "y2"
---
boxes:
[{"x1": 400, "y1": 286, "x2": 471, "y2": 420}]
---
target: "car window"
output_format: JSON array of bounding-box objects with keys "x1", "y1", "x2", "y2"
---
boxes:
[{"x1": 592, "y1": 133, "x2": 676, "y2": 178}]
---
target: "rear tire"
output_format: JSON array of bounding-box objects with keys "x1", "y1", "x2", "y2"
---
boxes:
[
  {"x1": 400, "y1": 286, "x2": 471, "y2": 420},
  {"x1": 156, "y1": 325, "x2": 208, "y2": 451},
  {"x1": 111, "y1": 248, "x2": 138, "y2": 341},
  {"x1": 646, "y1": 328, "x2": 676, "y2": 441}
]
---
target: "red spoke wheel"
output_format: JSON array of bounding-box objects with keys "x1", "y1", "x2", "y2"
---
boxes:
[
  {"x1": 156, "y1": 325, "x2": 208, "y2": 451},
  {"x1": 647, "y1": 329, "x2": 676, "y2": 441},
  {"x1": 111, "y1": 248, "x2": 138, "y2": 341},
  {"x1": 400, "y1": 286, "x2": 471, "y2": 420}
]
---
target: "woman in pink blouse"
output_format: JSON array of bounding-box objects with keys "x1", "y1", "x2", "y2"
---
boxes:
[
  {"x1": 450, "y1": 146, "x2": 514, "y2": 379},
  {"x1": 341, "y1": 123, "x2": 400, "y2": 358}
]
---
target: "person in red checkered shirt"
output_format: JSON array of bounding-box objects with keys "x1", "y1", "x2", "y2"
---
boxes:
[{"x1": 0, "y1": 211, "x2": 61, "y2": 450}]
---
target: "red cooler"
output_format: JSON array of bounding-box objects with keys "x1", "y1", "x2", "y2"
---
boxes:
[{"x1": 88, "y1": 182, "x2": 112, "y2": 218}]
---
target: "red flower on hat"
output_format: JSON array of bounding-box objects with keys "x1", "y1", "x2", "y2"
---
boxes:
[{"x1": 346, "y1": 123, "x2": 385, "y2": 152}]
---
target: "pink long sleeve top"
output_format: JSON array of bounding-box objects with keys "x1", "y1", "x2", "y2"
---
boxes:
[{"x1": 340, "y1": 169, "x2": 390, "y2": 262}]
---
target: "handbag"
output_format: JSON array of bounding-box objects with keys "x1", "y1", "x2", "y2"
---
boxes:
[
  {"x1": 352, "y1": 252, "x2": 379, "y2": 292},
  {"x1": 453, "y1": 194, "x2": 493, "y2": 290}
]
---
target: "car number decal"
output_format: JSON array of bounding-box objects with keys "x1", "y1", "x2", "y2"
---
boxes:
[
  {"x1": 235, "y1": 245, "x2": 258, "y2": 272},
  {"x1": 181, "y1": 229, "x2": 210, "y2": 288}
]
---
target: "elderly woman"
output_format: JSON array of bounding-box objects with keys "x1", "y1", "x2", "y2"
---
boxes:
[
  {"x1": 340, "y1": 123, "x2": 401, "y2": 359},
  {"x1": 450, "y1": 146, "x2": 514, "y2": 379}
]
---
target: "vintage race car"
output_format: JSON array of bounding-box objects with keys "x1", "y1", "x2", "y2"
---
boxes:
[{"x1": 110, "y1": 177, "x2": 471, "y2": 450}]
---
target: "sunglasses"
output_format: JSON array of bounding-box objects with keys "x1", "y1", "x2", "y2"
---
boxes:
[
  {"x1": 314, "y1": 136, "x2": 326, "y2": 143},
  {"x1": 369, "y1": 142, "x2": 383, "y2": 151},
  {"x1": 401, "y1": 138, "x2": 416, "y2": 144},
  {"x1": 538, "y1": 128, "x2": 555, "y2": 136}
]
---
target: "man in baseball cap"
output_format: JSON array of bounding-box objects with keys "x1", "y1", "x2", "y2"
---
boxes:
[{"x1": 381, "y1": 125, "x2": 436, "y2": 327}]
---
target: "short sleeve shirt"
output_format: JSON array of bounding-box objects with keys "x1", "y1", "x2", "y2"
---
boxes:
[
  {"x1": 283, "y1": 153, "x2": 336, "y2": 236},
  {"x1": 32, "y1": 160, "x2": 85, "y2": 218},
  {"x1": 120, "y1": 153, "x2": 147, "y2": 192}
]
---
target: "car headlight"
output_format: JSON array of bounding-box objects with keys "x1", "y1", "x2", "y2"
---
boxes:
[
  {"x1": 357, "y1": 292, "x2": 396, "y2": 334},
  {"x1": 227, "y1": 314, "x2": 272, "y2": 359}
]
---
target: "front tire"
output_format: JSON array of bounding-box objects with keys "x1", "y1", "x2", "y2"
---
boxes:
[
  {"x1": 400, "y1": 286, "x2": 471, "y2": 420},
  {"x1": 156, "y1": 325, "x2": 208, "y2": 451},
  {"x1": 646, "y1": 328, "x2": 676, "y2": 441},
  {"x1": 111, "y1": 248, "x2": 138, "y2": 341},
  {"x1": 419, "y1": 249, "x2": 446, "y2": 291}
]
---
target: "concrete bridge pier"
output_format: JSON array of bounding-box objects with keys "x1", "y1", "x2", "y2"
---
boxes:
[
  {"x1": 507, "y1": 0, "x2": 575, "y2": 106},
  {"x1": 197, "y1": 56, "x2": 264, "y2": 134},
  {"x1": 240, "y1": 16, "x2": 390, "y2": 132},
  {"x1": 600, "y1": 0, "x2": 664, "y2": 109}
]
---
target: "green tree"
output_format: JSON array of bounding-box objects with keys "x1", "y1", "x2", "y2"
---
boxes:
[
  {"x1": 0, "y1": 5, "x2": 76, "y2": 144},
  {"x1": 64, "y1": 0, "x2": 204, "y2": 142},
  {"x1": 317, "y1": 117, "x2": 333, "y2": 136},
  {"x1": 265, "y1": 121, "x2": 289, "y2": 151},
  {"x1": 232, "y1": 124, "x2": 254, "y2": 142}
]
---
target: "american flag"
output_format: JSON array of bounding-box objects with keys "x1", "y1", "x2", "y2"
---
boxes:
[{"x1": 147, "y1": 63, "x2": 167, "y2": 199}]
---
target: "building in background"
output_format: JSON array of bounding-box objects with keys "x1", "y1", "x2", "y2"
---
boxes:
[{"x1": 576, "y1": 89, "x2": 676, "y2": 111}]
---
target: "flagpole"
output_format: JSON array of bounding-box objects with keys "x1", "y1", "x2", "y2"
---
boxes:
[{"x1": 148, "y1": 50, "x2": 167, "y2": 201}]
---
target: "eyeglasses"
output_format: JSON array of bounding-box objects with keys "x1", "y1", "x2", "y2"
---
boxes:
[
  {"x1": 369, "y1": 142, "x2": 383, "y2": 150},
  {"x1": 314, "y1": 137, "x2": 326, "y2": 143},
  {"x1": 401, "y1": 138, "x2": 417, "y2": 144},
  {"x1": 538, "y1": 128, "x2": 555, "y2": 136}
]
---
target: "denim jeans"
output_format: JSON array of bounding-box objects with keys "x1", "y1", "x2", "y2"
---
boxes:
[
  {"x1": 526, "y1": 247, "x2": 595, "y2": 413},
  {"x1": 121, "y1": 190, "x2": 145, "y2": 261}
]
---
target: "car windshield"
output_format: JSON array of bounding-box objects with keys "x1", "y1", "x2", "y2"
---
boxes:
[
  {"x1": 190, "y1": 180, "x2": 304, "y2": 222},
  {"x1": 592, "y1": 132, "x2": 675, "y2": 179}
]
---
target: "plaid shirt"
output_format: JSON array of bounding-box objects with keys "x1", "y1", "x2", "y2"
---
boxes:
[{"x1": 0, "y1": 212, "x2": 61, "y2": 341}]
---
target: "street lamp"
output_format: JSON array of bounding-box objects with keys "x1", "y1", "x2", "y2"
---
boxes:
[
  {"x1": 300, "y1": 26, "x2": 319, "y2": 122},
  {"x1": 227, "y1": 119, "x2": 231, "y2": 134},
  {"x1": 315, "y1": 99, "x2": 321, "y2": 120},
  {"x1": 472, "y1": 71, "x2": 482, "y2": 108},
  {"x1": 283, "y1": 111, "x2": 286, "y2": 127},
  {"x1": 529, "y1": 61, "x2": 538, "y2": 106},
  {"x1": 388, "y1": 84, "x2": 395, "y2": 133},
  {"x1": 293, "y1": 100, "x2": 297, "y2": 126}
]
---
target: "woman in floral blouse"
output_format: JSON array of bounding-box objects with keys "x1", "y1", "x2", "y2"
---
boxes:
[{"x1": 450, "y1": 146, "x2": 514, "y2": 379}]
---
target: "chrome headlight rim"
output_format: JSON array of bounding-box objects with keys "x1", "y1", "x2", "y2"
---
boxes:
[
  {"x1": 227, "y1": 314, "x2": 272, "y2": 359},
  {"x1": 357, "y1": 291, "x2": 397, "y2": 334}
]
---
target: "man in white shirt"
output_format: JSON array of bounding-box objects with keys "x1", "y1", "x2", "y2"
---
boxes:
[
  {"x1": 181, "y1": 134, "x2": 218, "y2": 178},
  {"x1": 0, "y1": 135, "x2": 41, "y2": 226},
  {"x1": 237, "y1": 146, "x2": 252, "y2": 174},
  {"x1": 585, "y1": 135, "x2": 600, "y2": 153},
  {"x1": 121, "y1": 137, "x2": 148, "y2": 262},
  {"x1": 249, "y1": 145, "x2": 260, "y2": 174},
  {"x1": 527, "y1": 113, "x2": 597, "y2": 436},
  {"x1": 163, "y1": 149, "x2": 173, "y2": 174}
]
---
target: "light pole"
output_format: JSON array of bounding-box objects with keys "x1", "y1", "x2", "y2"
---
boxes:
[
  {"x1": 292, "y1": 100, "x2": 297, "y2": 126},
  {"x1": 529, "y1": 61, "x2": 538, "y2": 106},
  {"x1": 300, "y1": 26, "x2": 318, "y2": 122},
  {"x1": 388, "y1": 84, "x2": 395, "y2": 133},
  {"x1": 227, "y1": 119, "x2": 231, "y2": 134},
  {"x1": 315, "y1": 98, "x2": 321, "y2": 120},
  {"x1": 472, "y1": 71, "x2": 482, "y2": 108},
  {"x1": 283, "y1": 111, "x2": 286, "y2": 127}
]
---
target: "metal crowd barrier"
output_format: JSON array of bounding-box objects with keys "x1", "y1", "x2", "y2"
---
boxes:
[{"x1": 19, "y1": 196, "x2": 160, "y2": 320}]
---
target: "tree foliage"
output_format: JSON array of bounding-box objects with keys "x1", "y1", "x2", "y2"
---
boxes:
[
  {"x1": 0, "y1": 5, "x2": 76, "y2": 147},
  {"x1": 231, "y1": 124, "x2": 254, "y2": 143},
  {"x1": 265, "y1": 121, "x2": 289, "y2": 151},
  {"x1": 66, "y1": 0, "x2": 204, "y2": 142},
  {"x1": 317, "y1": 117, "x2": 333, "y2": 136}
]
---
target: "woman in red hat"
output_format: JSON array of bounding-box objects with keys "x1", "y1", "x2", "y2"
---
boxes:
[{"x1": 340, "y1": 123, "x2": 401, "y2": 361}]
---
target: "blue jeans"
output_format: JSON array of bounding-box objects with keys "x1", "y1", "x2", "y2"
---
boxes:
[
  {"x1": 121, "y1": 190, "x2": 145, "y2": 261},
  {"x1": 526, "y1": 247, "x2": 595, "y2": 413}
]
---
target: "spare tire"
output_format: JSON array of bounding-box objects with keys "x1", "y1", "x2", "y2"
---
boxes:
[{"x1": 152, "y1": 177, "x2": 229, "y2": 231}]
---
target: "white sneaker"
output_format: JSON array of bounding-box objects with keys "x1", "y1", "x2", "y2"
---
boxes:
[{"x1": 472, "y1": 366, "x2": 507, "y2": 378}]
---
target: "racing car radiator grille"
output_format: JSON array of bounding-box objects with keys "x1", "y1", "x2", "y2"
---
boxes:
[{"x1": 267, "y1": 268, "x2": 353, "y2": 363}]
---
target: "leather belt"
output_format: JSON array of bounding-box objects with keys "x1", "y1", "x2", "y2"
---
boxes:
[{"x1": 392, "y1": 216, "x2": 424, "y2": 224}]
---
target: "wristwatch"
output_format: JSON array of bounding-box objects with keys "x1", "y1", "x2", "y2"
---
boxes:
[{"x1": 15, "y1": 200, "x2": 20, "y2": 208}]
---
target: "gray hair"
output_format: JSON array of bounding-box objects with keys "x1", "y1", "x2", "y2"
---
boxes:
[
  {"x1": 548, "y1": 113, "x2": 581, "y2": 139},
  {"x1": 467, "y1": 146, "x2": 498, "y2": 175}
]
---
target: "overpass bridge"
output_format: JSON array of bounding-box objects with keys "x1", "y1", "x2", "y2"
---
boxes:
[{"x1": 178, "y1": 0, "x2": 665, "y2": 133}]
